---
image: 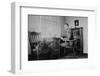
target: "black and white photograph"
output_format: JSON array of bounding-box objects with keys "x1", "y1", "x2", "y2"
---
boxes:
[{"x1": 28, "y1": 15, "x2": 88, "y2": 61}]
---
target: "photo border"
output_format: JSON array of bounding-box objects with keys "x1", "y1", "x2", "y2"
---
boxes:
[{"x1": 11, "y1": 2, "x2": 96, "y2": 74}]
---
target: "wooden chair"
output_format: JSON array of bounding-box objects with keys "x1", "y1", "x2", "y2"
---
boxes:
[{"x1": 28, "y1": 31, "x2": 41, "y2": 60}]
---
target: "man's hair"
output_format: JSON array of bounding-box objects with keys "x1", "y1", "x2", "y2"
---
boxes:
[{"x1": 65, "y1": 23, "x2": 69, "y2": 27}]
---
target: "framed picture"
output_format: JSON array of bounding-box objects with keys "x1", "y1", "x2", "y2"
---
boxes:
[
  {"x1": 11, "y1": 2, "x2": 96, "y2": 74},
  {"x1": 74, "y1": 20, "x2": 79, "y2": 27}
]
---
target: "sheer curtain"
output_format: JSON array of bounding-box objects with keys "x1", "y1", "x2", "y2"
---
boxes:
[{"x1": 40, "y1": 16, "x2": 61, "y2": 38}]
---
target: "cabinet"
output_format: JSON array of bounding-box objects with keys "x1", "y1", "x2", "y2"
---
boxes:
[{"x1": 71, "y1": 27, "x2": 83, "y2": 55}]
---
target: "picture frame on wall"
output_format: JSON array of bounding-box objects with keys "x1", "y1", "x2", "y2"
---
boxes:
[{"x1": 11, "y1": 2, "x2": 96, "y2": 74}]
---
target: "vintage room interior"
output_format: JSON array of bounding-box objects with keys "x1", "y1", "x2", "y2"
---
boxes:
[{"x1": 28, "y1": 15, "x2": 88, "y2": 61}]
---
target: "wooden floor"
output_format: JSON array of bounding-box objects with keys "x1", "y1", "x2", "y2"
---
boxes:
[{"x1": 28, "y1": 53, "x2": 88, "y2": 61}]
